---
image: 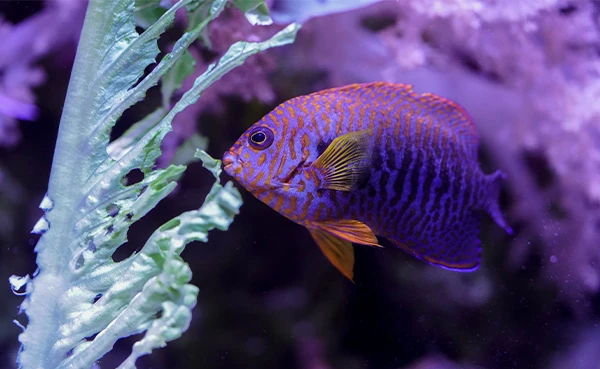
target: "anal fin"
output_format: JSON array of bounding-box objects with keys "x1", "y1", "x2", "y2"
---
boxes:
[{"x1": 385, "y1": 211, "x2": 483, "y2": 271}]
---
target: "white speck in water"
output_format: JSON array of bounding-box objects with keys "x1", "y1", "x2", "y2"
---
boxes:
[{"x1": 550, "y1": 255, "x2": 557, "y2": 263}]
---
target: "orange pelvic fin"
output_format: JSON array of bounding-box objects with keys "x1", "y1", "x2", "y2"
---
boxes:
[
  {"x1": 309, "y1": 228, "x2": 356, "y2": 282},
  {"x1": 310, "y1": 219, "x2": 382, "y2": 247}
]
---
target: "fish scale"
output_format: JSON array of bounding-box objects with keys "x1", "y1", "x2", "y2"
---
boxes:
[{"x1": 223, "y1": 82, "x2": 513, "y2": 282}]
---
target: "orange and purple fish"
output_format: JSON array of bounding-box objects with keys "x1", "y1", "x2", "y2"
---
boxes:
[{"x1": 223, "y1": 82, "x2": 512, "y2": 282}]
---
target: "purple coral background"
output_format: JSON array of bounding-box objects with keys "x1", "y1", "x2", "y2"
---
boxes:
[{"x1": 1, "y1": 1, "x2": 600, "y2": 368}]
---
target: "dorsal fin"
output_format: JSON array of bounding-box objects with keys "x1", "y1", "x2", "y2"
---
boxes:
[
  {"x1": 418, "y1": 92, "x2": 480, "y2": 158},
  {"x1": 306, "y1": 81, "x2": 415, "y2": 102},
  {"x1": 304, "y1": 81, "x2": 480, "y2": 158}
]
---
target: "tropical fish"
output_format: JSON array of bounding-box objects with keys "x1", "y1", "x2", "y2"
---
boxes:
[{"x1": 222, "y1": 82, "x2": 512, "y2": 282}]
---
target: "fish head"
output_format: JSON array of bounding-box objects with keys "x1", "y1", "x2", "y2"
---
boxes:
[{"x1": 223, "y1": 119, "x2": 283, "y2": 192}]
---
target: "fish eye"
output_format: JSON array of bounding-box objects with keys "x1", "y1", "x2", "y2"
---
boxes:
[
  {"x1": 251, "y1": 132, "x2": 266, "y2": 144},
  {"x1": 248, "y1": 127, "x2": 274, "y2": 150}
]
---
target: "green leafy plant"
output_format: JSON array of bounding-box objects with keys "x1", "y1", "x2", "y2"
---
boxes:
[{"x1": 9, "y1": 0, "x2": 299, "y2": 368}]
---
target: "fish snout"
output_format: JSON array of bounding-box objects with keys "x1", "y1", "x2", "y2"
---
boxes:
[{"x1": 222, "y1": 151, "x2": 236, "y2": 173}]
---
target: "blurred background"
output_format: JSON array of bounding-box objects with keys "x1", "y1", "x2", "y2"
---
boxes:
[{"x1": 1, "y1": 0, "x2": 600, "y2": 368}]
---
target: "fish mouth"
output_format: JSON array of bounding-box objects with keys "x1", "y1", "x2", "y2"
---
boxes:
[
  {"x1": 223, "y1": 157, "x2": 233, "y2": 170},
  {"x1": 222, "y1": 150, "x2": 240, "y2": 173}
]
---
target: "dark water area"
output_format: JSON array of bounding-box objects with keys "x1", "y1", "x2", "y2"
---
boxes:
[{"x1": 1, "y1": 1, "x2": 600, "y2": 369}]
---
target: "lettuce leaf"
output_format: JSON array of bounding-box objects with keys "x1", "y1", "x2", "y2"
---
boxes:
[{"x1": 10, "y1": 0, "x2": 300, "y2": 367}]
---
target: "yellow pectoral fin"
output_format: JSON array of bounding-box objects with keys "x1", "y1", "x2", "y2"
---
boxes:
[
  {"x1": 310, "y1": 130, "x2": 373, "y2": 191},
  {"x1": 310, "y1": 219, "x2": 382, "y2": 248},
  {"x1": 309, "y1": 228, "x2": 356, "y2": 282}
]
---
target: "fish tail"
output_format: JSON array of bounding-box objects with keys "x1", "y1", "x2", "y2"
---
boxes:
[{"x1": 484, "y1": 170, "x2": 513, "y2": 235}]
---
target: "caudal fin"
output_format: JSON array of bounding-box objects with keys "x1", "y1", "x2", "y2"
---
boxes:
[{"x1": 485, "y1": 170, "x2": 513, "y2": 235}]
